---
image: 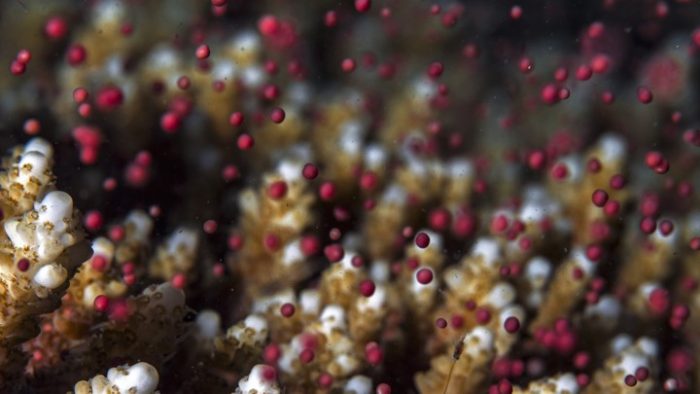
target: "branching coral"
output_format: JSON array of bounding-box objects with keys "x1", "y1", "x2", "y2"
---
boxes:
[
  {"x1": 1, "y1": 1, "x2": 700, "y2": 393},
  {"x1": 0, "y1": 139, "x2": 91, "y2": 385},
  {"x1": 72, "y1": 361, "x2": 160, "y2": 394}
]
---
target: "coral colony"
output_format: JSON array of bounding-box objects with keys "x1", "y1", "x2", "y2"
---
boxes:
[{"x1": 3, "y1": 0, "x2": 700, "y2": 393}]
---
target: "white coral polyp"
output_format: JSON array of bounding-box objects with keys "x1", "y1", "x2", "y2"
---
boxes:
[
  {"x1": 91, "y1": 237, "x2": 115, "y2": 261},
  {"x1": 125, "y1": 210, "x2": 154, "y2": 242},
  {"x1": 36, "y1": 191, "x2": 75, "y2": 260},
  {"x1": 106, "y1": 362, "x2": 159, "y2": 394},
  {"x1": 299, "y1": 289, "x2": 321, "y2": 315},
  {"x1": 37, "y1": 190, "x2": 72, "y2": 226},
  {"x1": 231, "y1": 314, "x2": 268, "y2": 345},
  {"x1": 32, "y1": 263, "x2": 68, "y2": 289},
  {"x1": 1, "y1": 138, "x2": 55, "y2": 211},
  {"x1": 5, "y1": 190, "x2": 77, "y2": 264},
  {"x1": 196, "y1": 310, "x2": 221, "y2": 339},
  {"x1": 83, "y1": 283, "x2": 104, "y2": 307},
  {"x1": 236, "y1": 364, "x2": 280, "y2": 394},
  {"x1": 277, "y1": 160, "x2": 303, "y2": 182},
  {"x1": 143, "y1": 282, "x2": 186, "y2": 312},
  {"x1": 470, "y1": 238, "x2": 501, "y2": 267},
  {"x1": 231, "y1": 31, "x2": 262, "y2": 57},
  {"x1": 357, "y1": 285, "x2": 386, "y2": 312},
  {"x1": 344, "y1": 375, "x2": 372, "y2": 394},
  {"x1": 281, "y1": 240, "x2": 304, "y2": 266},
  {"x1": 165, "y1": 228, "x2": 198, "y2": 260},
  {"x1": 463, "y1": 326, "x2": 494, "y2": 357},
  {"x1": 319, "y1": 305, "x2": 347, "y2": 336},
  {"x1": 24, "y1": 137, "x2": 54, "y2": 159},
  {"x1": 486, "y1": 283, "x2": 516, "y2": 309},
  {"x1": 16, "y1": 151, "x2": 51, "y2": 186},
  {"x1": 598, "y1": 133, "x2": 627, "y2": 164},
  {"x1": 545, "y1": 373, "x2": 580, "y2": 394}
]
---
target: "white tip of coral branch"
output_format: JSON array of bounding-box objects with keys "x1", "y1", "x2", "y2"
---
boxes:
[
  {"x1": 344, "y1": 375, "x2": 372, "y2": 394},
  {"x1": 143, "y1": 282, "x2": 186, "y2": 312},
  {"x1": 107, "y1": 362, "x2": 159, "y2": 394},
  {"x1": 237, "y1": 364, "x2": 280, "y2": 394},
  {"x1": 196, "y1": 310, "x2": 221, "y2": 339},
  {"x1": 638, "y1": 337, "x2": 659, "y2": 357},
  {"x1": 357, "y1": 285, "x2": 386, "y2": 312},
  {"x1": 556, "y1": 155, "x2": 583, "y2": 182},
  {"x1": 486, "y1": 283, "x2": 516, "y2": 309},
  {"x1": 299, "y1": 289, "x2": 321, "y2": 315},
  {"x1": 232, "y1": 31, "x2": 262, "y2": 55},
  {"x1": 320, "y1": 305, "x2": 347, "y2": 335},
  {"x1": 33, "y1": 263, "x2": 68, "y2": 289},
  {"x1": 25, "y1": 137, "x2": 53, "y2": 159},
  {"x1": 448, "y1": 159, "x2": 474, "y2": 178},
  {"x1": 242, "y1": 65, "x2": 265, "y2": 89},
  {"x1": 463, "y1": 326, "x2": 494, "y2": 357},
  {"x1": 471, "y1": 238, "x2": 501, "y2": 266},
  {"x1": 166, "y1": 228, "x2": 198, "y2": 256},
  {"x1": 125, "y1": 210, "x2": 154, "y2": 242},
  {"x1": 17, "y1": 151, "x2": 50, "y2": 185},
  {"x1": 525, "y1": 256, "x2": 552, "y2": 284},
  {"x1": 37, "y1": 191, "x2": 73, "y2": 227},
  {"x1": 91, "y1": 237, "x2": 115, "y2": 261},
  {"x1": 553, "y1": 373, "x2": 580, "y2": 394},
  {"x1": 277, "y1": 161, "x2": 303, "y2": 182},
  {"x1": 233, "y1": 314, "x2": 268, "y2": 344},
  {"x1": 364, "y1": 145, "x2": 387, "y2": 169},
  {"x1": 598, "y1": 133, "x2": 627, "y2": 163}
]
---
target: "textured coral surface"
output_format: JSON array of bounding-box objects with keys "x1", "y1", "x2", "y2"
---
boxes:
[{"x1": 1, "y1": 0, "x2": 700, "y2": 393}]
